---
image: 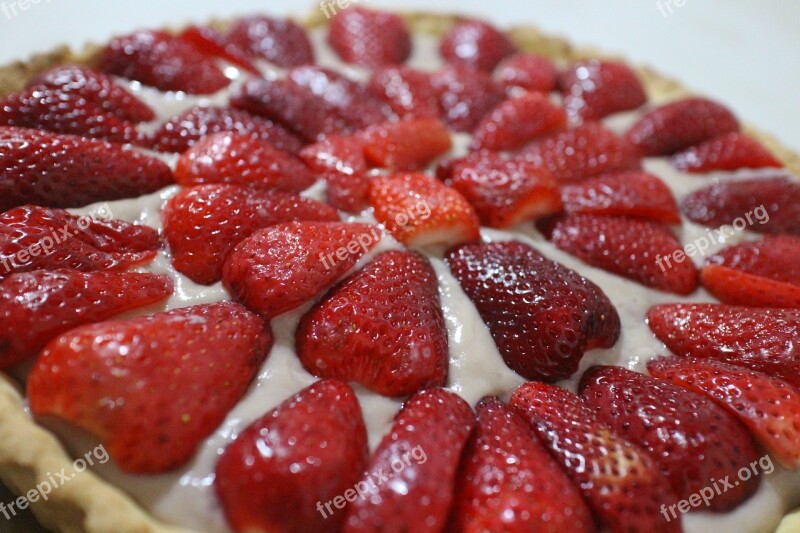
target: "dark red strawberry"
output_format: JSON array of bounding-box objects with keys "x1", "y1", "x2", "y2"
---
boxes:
[
  {"x1": 162, "y1": 185, "x2": 339, "y2": 285},
  {"x1": 323, "y1": 171, "x2": 372, "y2": 213},
  {"x1": 328, "y1": 7, "x2": 411, "y2": 67},
  {"x1": 470, "y1": 92, "x2": 567, "y2": 151},
  {"x1": 431, "y1": 65, "x2": 504, "y2": 132},
  {"x1": 177, "y1": 25, "x2": 260, "y2": 75},
  {"x1": 445, "y1": 241, "x2": 620, "y2": 381},
  {"x1": 28, "y1": 302, "x2": 272, "y2": 473},
  {"x1": 297, "y1": 251, "x2": 448, "y2": 397},
  {"x1": 439, "y1": 20, "x2": 517, "y2": 72},
  {"x1": 215, "y1": 379, "x2": 367, "y2": 533},
  {"x1": 0, "y1": 270, "x2": 172, "y2": 368},
  {"x1": 448, "y1": 396, "x2": 596, "y2": 533},
  {"x1": 223, "y1": 16, "x2": 314, "y2": 67},
  {"x1": 343, "y1": 388, "x2": 474, "y2": 533},
  {"x1": 368, "y1": 66, "x2": 440, "y2": 120},
  {"x1": 0, "y1": 127, "x2": 173, "y2": 212},
  {"x1": 361, "y1": 118, "x2": 452, "y2": 171},
  {"x1": 299, "y1": 135, "x2": 371, "y2": 212},
  {"x1": 559, "y1": 59, "x2": 647, "y2": 121},
  {"x1": 494, "y1": 53, "x2": 558, "y2": 94},
  {"x1": 671, "y1": 132, "x2": 783, "y2": 173}
]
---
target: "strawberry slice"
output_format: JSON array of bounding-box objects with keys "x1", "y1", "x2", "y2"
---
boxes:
[
  {"x1": 648, "y1": 356, "x2": 800, "y2": 468},
  {"x1": 328, "y1": 7, "x2": 411, "y2": 67},
  {"x1": 361, "y1": 118, "x2": 452, "y2": 171},
  {"x1": 0, "y1": 270, "x2": 172, "y2": 368},
  {"x1": 470, "y1": 92, "x2": 567, "y2": 151},
  {"x1": 323, "y1": 171, "x2": 372, "y2": 213},
  {"x1": 163, "y1": 184, "x2": 339, "y2": 285},
  {"x1": 299, "y1": 135, "x2": 371, "y2": 212},
  {"x1": 445, "y1": 241, "x2": 620, "y2": 381},
  {"x1": 559, "y1": 59, "x2": 647, "y2": 121},
  {"x1": 510, "y1": 381, "x2": 680, "y2": 532},
  {"x1": 342, "y1": 388, "x2": 474, "y2": 532},
  {"x1": 369, "y1": 173, "x2": 480, "y2": 247},
  {"x1": 439, "y1": 20, "x2": 517, "y2": 72},
  {"x1": 174, "y1": 132, "x2": 316, "y2": 193},
  {"x1": 0, "y1": 127, "x2": 173, "y2": 212},
  {"x1": 368, "y1": 66, "x2": 440, "y2": 120},
  {"x1": 449, "y1": 396, "x2": 596, "y2": 533},
  {"x1": 223, "y1": 16, "x2": 314, "y2": 67},
  {"x1": 431, "y1": 65, "x2": 504, "y2": 132},
  {"x1": 545, "y1": 214, "x2": 698, "y2": 294},
  {"x1": 177, "y1": 25, "x2": 260, "y2": 75},
  {"x1": 580, "y1": 366, "x2": 760, "y2": 510},
  {"x1": 625, "y1": 97, "x2": 739, "y2": 156},
  {"x1": 297, "y1": 250, "x2": 448, "y2": 397},
  {"x1": 28, "y1": 302, "x2": 272, "y2": 473},
  {"x1": 671, "y1": 132, "x2": 783, "y2": 173},
  {"x1": 494, "y1": 53, "x2": 558, "y2": 94}
]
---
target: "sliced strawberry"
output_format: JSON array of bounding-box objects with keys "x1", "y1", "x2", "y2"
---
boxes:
[
  {"x1": 445, "y1": 241, "x2": 620, "y2": 381},
  {"x1": 342, "y1": 388, "x2": 474, "y2": 532},
  {"x1": 299, "y1": 135, "x2": 371, "y2": 212},
  {"x1": 177, "y1": 25, "x2": 260, "y2": 75},
  {"x1": 0, "y1": 127, "x2": 173, "y2": 212},
  {"x1": 369, "y1": 173, "x2": 480, "y2": 247},
  {"x1": 28, "y1": 302, "x2": 272, "y2": 473},
  {"x1": 449, "y1": 396, "x2": 596, "y2": 533},
  {"x1": 361, "y1": 118, "x2": 452, "y2": 171},
  {"x1": 431, "y1": 65, "x2": 504, "y2": 132},
  {"x1": 215, "y1": 379, "x2": 367, "y2": 533},
  {"x1": 439, "y1": 20, "x2": 517, "y2": 72},
  {"x1": 368, "y1": 66, "x2": 440, "y2": 120},
  {"x1": 162, "y1": 185, "x2": 339, "y2": 285},
  {"x1": 297, "y1": 250, "x2": 448, "y2": 397},
  {"x1": 323, "y1": 171, "x2": 372, "y2": 213},
  {"x1": 559, "y1": 59, "x2": 647, "y2": 121},
  {"x1": 494, "y1": 53, "x2": 558, "y2": 94},
  {"x1": 671, "y1": 132, "x2": 783, "y2": 173},
  {"x1": 223, "y1": 16, "x2": 314, "y2": 67},
  {"x1": 328, "y1": 7, "x2": 411, "y2": 67},
  {"x1": 0, "y1": 270, "x2": 172, "y2": 368},
  {"x1": 470, "y1": 92, "x2": 567, "y2": 151}
]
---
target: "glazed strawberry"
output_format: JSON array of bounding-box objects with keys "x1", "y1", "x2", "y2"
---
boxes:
[
  {"x1": 561, "y1": 170, "x2": 681, "y2": 224},
  {"x1": 470, "y1": 92, "x2": 567, "y2": 151},
  {"x1": 223, "y1": 16, "x2": 314, "y2": 67},
  {"x1": 328, "y1": 7, "x2": 411, "y2": 67},
  {"x1": 559, "y1": 59, "x2": 647, "y2": 121},
  {"x1": 581, "y1": 366, "x2": 760, "y2": 510},
  {"x1": 174, "y1": 132, "x2": 316, "y2": 193},
  {"x1": 215, "y1": 379, "x2": 367, "y2": 533},
  {"x1": 369, "y1": 173, "x2": 480, "y2": 246},
  {"x1": 431, "y1": 65, "x2": 504, "y2": 132},
  {"x1": 299, "y1": 135, "x2": 371, "y2": 212},
  {"x1": 439, "y1": 20, "x2": 517, "y2": 72},
  {"x1": 625, "y1": 97, "x2": 739, "y2": 156},
  {"x1": 648, "y1": 356, "x2": 800, "y2": 468},
  {"x1": 343, "y1": 388, "x2": 474, "y2": 532},
  {"x1": 0, "y1": 127, "x2": 172, "y2": 212},
  {"x1": 297, "y1": 251, "x2": 448, "y2": 397},
  {"x1": 671, "y1": 132, "x2": 783, "y2": 173},
  {"x1": 223, "y1": 222, "x2": 381, "y2": 319},
  {"x1": 368, "y1": 66, "x2": 440, "y2": 120},
  {"x1": 178, "y1": 25, "x2": 260, "y2": 75},
  {"x1": 361, "y1": 118, "x2": 452, "y2": 171},
  {"x1": 494, "y1": 53, "x2": 558, "y2": 94},
  {"x1": 98, "y1": 29, "x2": 230, "y2": 94},
  {"x1": 28, "y1": 302, "x2": 272, "y2": 473},
  {"x1": 448, "y1": 396, "x2": 596, "y2": 533},
  {"x1": 323, "y1": 171, "x2": 372, "y2": 213},
  {"x1": 0, "y1": 270, "x2": 172, "y2": 368},
  {"x1": 445, "y1": 241, "x2": 620, "y2": 381},
  {"x1": 510, "y1": 382, "x2": 679, "y2": 533},
  {"x1": 163, "y1": 185, "x2": 339, "y2": 285},
  {"x1": 647, "y1": 304, "x2": 800, "y2": 388}
]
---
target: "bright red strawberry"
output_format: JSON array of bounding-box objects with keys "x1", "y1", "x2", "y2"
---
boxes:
[
  {"x1": 369, "y1": 173, "x2": 480, "y2": 246},
  {"x1": 328, "y1": 7, "x2": 411, "y2": 67},
  {"x1": 625, "y1": 97, "x2": 739, "y2": 156},
  {"x1": 28, "y1": 302, "x2": 272, "y2": 473},
  {"x1": 162, "y1": 185, "x2": 339, "y2": 285},
  {"x1": 448, "y1": 396, "x2": 596, "y2": 533},
  {"x1": 648, "y1": 356, "x2": 800, "y2": 468},
  {"x1": 343, "y1": 388, "x2": 474, "y2": 532},
  {"x1": 98, "y1": 29, "x2": 230, "y2": 94},
  {"x1": 494, "y1": 53, "x2": 558, "y2": 94},
  {"x1": 299, "y1": 135, "x2": 371, "y2": 212},
  {"x1": 361, "y1": 118, "x2": 452, "y2": 171},
  {"x1": 559, "y1": 59, "x2": 647, "y2": 121},
  {"x1": 431, "y1": 65, "x2": 504, "y2": 132},
  {"x1": 297, "y1": 250, "x2": 448, "y2": 397},
  {"x1": 671, "y1": 132, "x2": 783, "y2": 173},
  {"x1": 470, "y1": 92, "x2": 567, "y2": 151},
  {"x1": 580, "y1": 366, "x2": 760, "y2": 510},
  {"x1": 439, "y1": 20, "x2": 517, "y2": 72},
  {"x1": 545, "y1": 214, "x2": 698, "y2": 294},
  {"x1": 223, "y1": 16, "x2": 314, "y2": 67},
  {"x1": 215, "y1": 379, "x2": 367, "y2": 533},
  {"x1": 0, "y1": 270, "x2": 172, "y2": 368},
  {"x1": 445, "y1": 241, "x2": 620, "y2": 381},
  {"x1": 368, "y1": 66, "x2": 440, "y2": 120},
  {"x1": 174, "y1": 132, "x2": 315, "y2": 193},
  {"x1": 0, "y1": 127, "x2": 172, "y2": 212},
  {"x1": 178, "y1": 25, "x2": 260, "y2": 75}
]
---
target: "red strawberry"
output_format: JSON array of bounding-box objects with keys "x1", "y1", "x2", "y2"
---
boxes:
[
  {"x1": 448, "y1": 396, "x2": 596, "y2": 533},
  {"x1": 28, "y1": 302, "x2": 272, "y2": 473},
  {"x1": 0, "y1": 127, "x2": 173, "y2": 212},
  {"x1": 177, "y1": 25, "x2": 260, "y2": 75},
  {"x1": 494, "y1": 53, "x2": 558, "y2": 94},
  {"x1": 361, "y1": 118, "x2": 452, "y2": 171},
  {"x1": 297, "y1": 250, "x2": 448, "y2": 397},
  {"x1": 545, "y1": 214, "x2": 698, "y2": 294},
  {"x1": 174, "y1": 132, "x2": 316, "y2": 193},
  {"x1": 580, "y1": 366, "x2": 760, "y2": 510},
  {"x1": 223, "y1": 16, "x2": 314, "y2": 67},
  {"x1": 470, "y1": 92, "x2": 567, "y2": 151},
  {"x1": 323, "y1": 171, "x2": 372, "y2": 213},
  {"x1": 368, "y1": 66, "x2": 440, "y2": 120},
  {"x1": 223, "y1": 222, "x2": 381, "y2": 319},
  {"x1": 559, "y1": 59, "x2": 647, "y2": 121},
  {"x1": 342, "y1": 388, "x2": 474, "y2": 532},
  {"x1": 648, "y1": 356, "x2": 800, "y2": 468},
  {"x1": 625, "y1": 97, "x2": 739, "y2": 156},
  {"x1": 431, "y1": 65, "x2": 504, "y2": 132},
  {"x1": 98, "y1": 29, "x2": 230, "y2": 94},
  {"x1": 299, "y1": 135, "x2": 372, "y2": 212},
  {"x1": 162, "y1": 185, "x2": 339, "y2": 285},
  {"x1": 439, "y1": 20, "x2": 517, "y2": 72},
  {"x1": 215, "y1": 379, "x2": 367, "y2": 533},
  {"x1": 0, "y1": 270, "x2": 172, "y2": 368},
  {"x1": 445, "y1": 241, "x2": 620, "y2": 381},
  {"x1": 328, "y1": 7, "x2": 411, "y2": 67},
  {"x1": 671, "y1": 132, "x2": 783, "y2": 173},
  {"x1": 369, "y1": 173, "x2": 480, "y2": 246},
  {"x1": 510, "y1": 381, "x2": 680, "y2": 532}
]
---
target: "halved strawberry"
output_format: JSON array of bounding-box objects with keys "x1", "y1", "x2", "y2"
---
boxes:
[
  {"x1": 368, "y1": 66, "x2": 440, "y2": 120},
  {"x1": 297, "y1": 250, "x2": 448, "y2": 397},
  {"x1": 361, "y1": 118, "x2": 452, "y2": 171},
  {"x1": 299, "y1": 135, "x2": 371, "y2": 212},
  {"x1": 323, "y1": 171, "x2": 372, "y2": 213},
  {"x1": 431, "y1": 65, "x2": 504, "y2": 132},
  {"x1": 470, "y1": 92, "x2": 567, "y2": 151},
  {"x1": 223, "y1": 16, "x2": 314, "y2": 67},
  {"x1": 28, "y1": 302, "x2": 272, "y2": 473},
  {"x1": 215, "y1": 379, "x2": 367, "y2": 533},
  {"x1": 493, "y1": 53, "x2": 558, "y2": 94},
  {"x1": 343, "y1": 388, "x2": 474, "y2": 532},
  {"x1": 671, "y1": 132, "x2": 783, "y2": 173},
  {"x1": 559, "y1": 59, "x2": 647, "y2": 121},
  {"x1": 439, "y1": 20, "x2": 517, "y2": 72},
  {"x1": 177, "y1": 25, "x2": 260, "y2": 75},
  {"x1": 328, "y1": 7, "x2": 411, "y2": 67},
  {"x1": 445, "y1": 241, "x2": 620, "y2": 381}
]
